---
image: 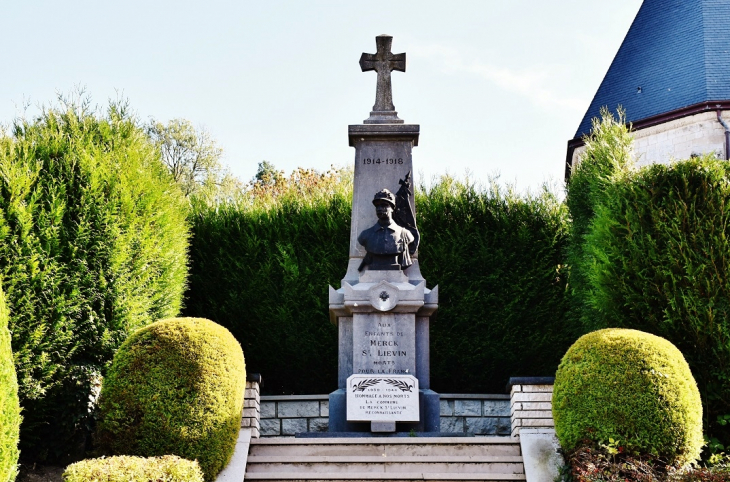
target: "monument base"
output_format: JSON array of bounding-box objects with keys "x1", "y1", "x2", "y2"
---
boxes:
[
  {"x1": 297, "y1": 432, "x2": 471, "y2": 438},
  {"x1": 328, "y1": 388, "x2": 440, "y2": 433}
]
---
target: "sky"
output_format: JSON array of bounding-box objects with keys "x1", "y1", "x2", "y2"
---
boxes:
[{"x1": 1, "y1": 0, "x2": 643, "y2": 193}]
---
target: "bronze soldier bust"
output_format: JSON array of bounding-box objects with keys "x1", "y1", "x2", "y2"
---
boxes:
[{"x1": 358, "y1": 189, "x2": 415, "y2": 271}]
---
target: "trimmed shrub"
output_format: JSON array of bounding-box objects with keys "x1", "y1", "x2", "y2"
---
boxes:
[
  {"x1": 63, "y1": 455, "x2": 203, "y2": 482},
  {"x1": 553, "y1": 328, "x2": 703, "y2": 466},
  {"x1": 0, "y1": 99, "x2": 189, "y2": 461},
  {"x1": 95, "y1": 318, "x2": 245, "y2": 482},
  {"x1": 0, "y1": 286, "x2": 20, "y2": 482},
  {"x1": 583, "y1": 157, "x2": 730, "y2": 444},
  {"x1": 184, "y1": 175, "x2": 571, "y2": 394}
]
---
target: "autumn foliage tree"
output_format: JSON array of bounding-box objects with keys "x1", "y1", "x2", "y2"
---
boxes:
[{"x1": 147, "y1": 119, "x2": 242, "y2": 202}]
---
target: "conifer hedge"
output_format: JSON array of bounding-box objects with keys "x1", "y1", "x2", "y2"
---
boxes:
[
  {"x1": 417, "y1": 180, "x2": 573, "y2": 393},
  {"x1": 565, "y1": 108, "x2": 634, "y2": 329},
  {"x1": 0, "y1": 101, "x2": 189, "y2": 462},
  {"x1": 0, "y1": 286, "x2": 20, "y2": 482},
  {"x1": 184, "y1": 177, "x2": 571, "y2": 394},
  {"x1": 185, "y1": 194, "x2": 349, "y2": 395},
  {"x1": 581, "y1": 157, "x2": 730, "y2": 444}
]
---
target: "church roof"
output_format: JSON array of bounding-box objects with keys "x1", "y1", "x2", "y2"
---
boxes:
[{"x1": 574, "y1": 0, "x2": 730, "y2": 139}]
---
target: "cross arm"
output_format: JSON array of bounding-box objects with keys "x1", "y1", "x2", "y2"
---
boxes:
[
  {"x1": 390, "y1": 53, "x2": 406, "y2": 72},
  {"x1": 359, "y1": 53, "x2": 377, "y2": 72}
]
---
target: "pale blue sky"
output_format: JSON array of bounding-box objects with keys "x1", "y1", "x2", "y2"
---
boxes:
[{"x1": 1, "y1": 0, "x2": 643, "y2": 192}]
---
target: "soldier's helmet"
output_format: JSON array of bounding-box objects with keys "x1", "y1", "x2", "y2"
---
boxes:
[{"x1": 372, "y1": 189, "x2": 396, "y2": 208}]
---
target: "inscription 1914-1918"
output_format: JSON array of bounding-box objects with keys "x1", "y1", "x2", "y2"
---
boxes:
[{"x1": 362, "y1": 157, "x2": 404, "y2": 165}]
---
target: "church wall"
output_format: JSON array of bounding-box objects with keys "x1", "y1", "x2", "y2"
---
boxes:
[
  {"x1": 570, "y1": 110, "x2": 729, "y2": 170},
  {"x1": 632, "y1": 111, "x2": 726, "y2": 167}
]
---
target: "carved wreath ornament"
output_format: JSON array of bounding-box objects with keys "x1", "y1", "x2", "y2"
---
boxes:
[
  {"x1": 384, "y1": 379, "x2": 413, "y2": 392},
  {"x1": 352, "y1": 379, "x2": 380, "y2": 392},
  {"x1": 351, "y1": 378, "x2": 413, "y2": 392}
]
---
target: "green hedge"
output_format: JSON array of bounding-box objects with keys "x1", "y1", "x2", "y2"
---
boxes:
[
  {"x1": 0, "y1": 101, "x2": 190, "y2": 461},
  {"x1": 554, "y1": 329, "x2": 703, "y2": 466},
  {"x1": 417, "y1": 179, "x2": 573, "y2": 392},
  {"x1": 184, "y1": 177, "x2": 571, "y2": 394},
  {"x1": 580, "y1": 157, "x2": 730, "y2": 444},
  {"x1": 0, "y1": 285, "x2": 20, "y2": 482},
  {"x1": 184, "y1": 195, "x2": 348, "y2": 394},
  {"x1": 64, "y1": 455, "x2": 203, "y2": 482},
  {"x1": 565, "y1": 107, "x2": 634, "y2": 329},
  {"x1": 96, "y1": 318, "x2": 245, "y2": 482}
]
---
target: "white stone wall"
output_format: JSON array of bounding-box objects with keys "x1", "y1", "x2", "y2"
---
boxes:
[
  {"x1": 241, "y1": 379, "x2": 261, "y2": 438},
  {"x1": 510, "y1": 384, "x2": 554, "y2": 437},
  {"x1": 570, "y1": 110, "x2": 729, "y2": 170}
]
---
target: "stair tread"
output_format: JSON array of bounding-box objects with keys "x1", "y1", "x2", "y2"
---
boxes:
[
  {"x1": 244, "y1": 471, "x2": 527, "y2": 480},
  {"x1": 251, "y1": 437, "x2": 518, "y2": 445},
  {"x1": 248, "y1": 455, "x2": 523, "y2": 463},
  {"x1": 245, "y1": 438, "x2": 526, "y2": 481},
  {"x1": 250, "y1": 444, "x2": 521, "y2": 457}
]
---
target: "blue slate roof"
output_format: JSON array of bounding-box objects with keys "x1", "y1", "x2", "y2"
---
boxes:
[{"x1": 574, "y1": 0, "x2": 730, "y2": 139}]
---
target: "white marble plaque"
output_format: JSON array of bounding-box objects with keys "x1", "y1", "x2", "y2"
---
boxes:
[{"x1": 346, "y1": 374, "x2": 419, "y2": 422}]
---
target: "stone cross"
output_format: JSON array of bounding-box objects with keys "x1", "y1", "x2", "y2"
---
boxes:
[{"x1": 360, "y1": 35, "x2": 406, "y2": 123}]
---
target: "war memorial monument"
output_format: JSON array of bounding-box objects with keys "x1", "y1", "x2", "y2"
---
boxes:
[
  {"x1": 235, "y1": 35, "x2": 557, "y2": 482},
  {"x1": 328, "y1": 34, "x2": 440, "y2": 433}
]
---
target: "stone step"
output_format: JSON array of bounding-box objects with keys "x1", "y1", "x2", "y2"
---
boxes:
[
  {"x1": 244, "y1": 472, "x2": 526, "y2": 481},
  {"x1": 248, "y1": 465, "x2": 522, "y2": 476},
  {"x1": 248, "y1": 456, "x2": 523, "y2": 464},
  {"x1": 246, "y1": 462, "x2": 524, "y2": 475},
  {"x1": 250, "y1": 445, "x2": 520, "y2": 457},
  {"x1": 250, "y1": 437, "x2": 521, "y2": 457},
  {"x1": 247, "y1": 459, "x2": 523, "y2": 474},
  {"x1": 244, "y1": 437, "x2": 525, "y2": 482}
]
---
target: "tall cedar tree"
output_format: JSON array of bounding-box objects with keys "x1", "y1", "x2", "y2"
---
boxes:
[{"x1": 0, "y1": 100, "x2": 190, "y2": 462}]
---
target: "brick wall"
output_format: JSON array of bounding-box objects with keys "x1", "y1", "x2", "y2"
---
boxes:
[{"x1": 241, "y1": 374, "x2": 261, "y2": 438}]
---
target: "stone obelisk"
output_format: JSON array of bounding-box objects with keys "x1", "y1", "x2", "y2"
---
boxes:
[{"x1": 328, "y1": 35, "x2": 439, "y2": 433}]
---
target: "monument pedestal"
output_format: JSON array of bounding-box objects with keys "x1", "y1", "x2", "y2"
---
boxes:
[{"x1": 329, "y1": 268, "x2": 439, "y2": 433}]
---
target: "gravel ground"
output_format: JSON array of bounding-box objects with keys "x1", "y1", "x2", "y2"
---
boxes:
[{"x1": 17, "y1": 464, "x2": 65, "y2": 482}]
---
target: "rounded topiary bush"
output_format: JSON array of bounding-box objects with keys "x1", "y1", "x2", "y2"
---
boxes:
[
  {"x1": 95, "y1": 318, "x2": 245, "y2": 482},
  {"x1": 553, "y1": 328, "x2": 702, "y2": 466},
  {"x1": 64, "y1": 455, "x2": 203, "y2": 482},
  {"x1": 0, "y1": 287, "x2": 20, "y2": 482}
]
